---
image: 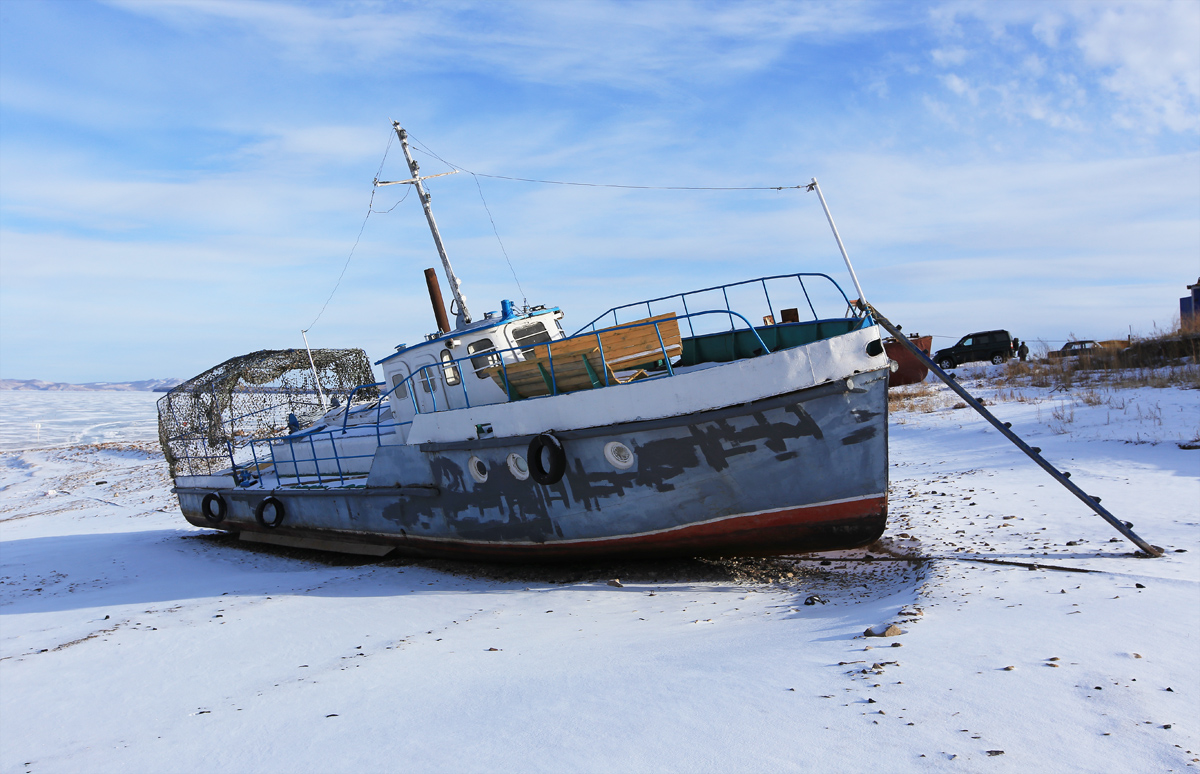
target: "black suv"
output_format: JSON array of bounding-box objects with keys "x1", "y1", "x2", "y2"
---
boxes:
[{"x1": 934, "y1": 330, "x2": 1013, "y2": 368}]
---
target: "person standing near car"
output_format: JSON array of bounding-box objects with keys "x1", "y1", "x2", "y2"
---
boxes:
[{"x1": 1017, "y1": 339, "x2": 1029, "y2": 361}]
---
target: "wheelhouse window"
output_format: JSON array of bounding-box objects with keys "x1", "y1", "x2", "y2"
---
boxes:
[
  {"x1": 389, "y1": 373, "x2": 409, "y2": 400},
  {"x1": 418, "y1": 364, "x2": 437, "y2": 393},
  {"x1": 440, "y1": 349, "x2": 461, "y2": 386},
  {"x1": 512, "y1": 321, "x2": 552, "y2": 357},
  {"x1": 467, "y1": 338, "x2": 500, "y2": 378}
]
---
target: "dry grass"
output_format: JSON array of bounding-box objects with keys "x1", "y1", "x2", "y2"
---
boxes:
[
  {"x1": 1001, "y1": 324, "x2": 1199, "y2": 391},
  {"x1": 888, "y1": 381, "x2": 958, "y2": 414}
]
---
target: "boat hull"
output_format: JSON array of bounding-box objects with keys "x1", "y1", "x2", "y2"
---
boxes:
[
  {"x1": 176, "y1": 367, "x2": 889, "y2": 561},
  {"x1": 885, "y1": 335, "x2": 932, "y2": 387}
]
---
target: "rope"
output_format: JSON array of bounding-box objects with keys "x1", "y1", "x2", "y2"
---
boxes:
[
  {"x1": 304, "y1": 130, "x2": 396, "y2": 333},
  {"x1": 407, "y1": 134, "x2": 805, "y2": 191},
  {"x1": 470, "y1": 173, "x2": 526, "y2": 305}
]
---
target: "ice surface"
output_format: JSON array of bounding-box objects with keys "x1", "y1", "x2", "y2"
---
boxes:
[
  {"x1": 0, "y1": 391, "x2": 161, "y2": 451},
  {"x1": 0, "y1": 379, "x2": 1196, "y2": 772}
]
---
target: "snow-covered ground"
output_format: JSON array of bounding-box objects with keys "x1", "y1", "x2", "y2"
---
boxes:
[
  {"x1": 0, "y1": 391, "x2": 161, "y2": 451},
  {"x1": 1, "y1": 377, "x2": 1197, "y2": 773}
]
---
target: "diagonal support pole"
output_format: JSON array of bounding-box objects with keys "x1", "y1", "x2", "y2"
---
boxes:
[{"x1": 865, "y1": 301, "x2": 1162, "y2": 557}]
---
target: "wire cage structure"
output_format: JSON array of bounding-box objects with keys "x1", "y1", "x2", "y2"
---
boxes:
[{"x1": 157, "y1": 348, "x2": 378, "y2": 479}]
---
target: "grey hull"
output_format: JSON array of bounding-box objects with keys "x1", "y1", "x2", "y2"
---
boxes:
[{"x1": 178, "y1": 368, "x2": 889, "y2": 560}]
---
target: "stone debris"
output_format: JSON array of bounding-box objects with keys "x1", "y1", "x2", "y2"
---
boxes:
[
  {"x1": 864, "y1": 624, "x2": 904, "y2": 637},
  {"x1": 607, "y1": 579, "x2": 623, "y2": 588}
]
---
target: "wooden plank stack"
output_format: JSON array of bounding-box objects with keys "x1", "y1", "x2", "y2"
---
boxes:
[{"x1": 482, "y1": 313, "x2": 682, "y2": 399}]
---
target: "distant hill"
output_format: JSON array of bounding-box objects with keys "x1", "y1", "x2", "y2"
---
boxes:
[{"x1": 0, "y1": 378, "x2": 183, "y2": 392}]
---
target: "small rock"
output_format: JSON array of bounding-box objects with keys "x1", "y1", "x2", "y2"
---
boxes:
[
  {"x1": 486, "y1": 647, "x2": 500, "y2": 651},
  {"x1": 987, "y1": 750, "x2": 1005, "y2": 756},
  {"x1": 1134, "y1": 653, "x2": 1143, "y2": 659},
  {"x1": 864, "y1": 624, "x2": 903, "y2": 638},
  {"x1": 1163, "y1": 724, "x2": 1172, "y2": 730},
  {"x1": 804, "y1": 595, "x2": 826, "y2": 606},
  {"x1": 1047, "y1": 657, "x2": 1060, "y2": 661},
  {"x1": 1135, "y1": 583, "x2": 1145, "y2": 589},
  {"x1": 867, "y1": 698, "x2": 876, "y2": 704},
  {"x1": 607, "y1": 579, "x2": 623, "y2": 588},
  {"x1": 1166, "y1": 687, "x2": 1174, "y2": 692},
  {"x1": 891, "y1": 642, "x2": 902, "y2": 648},
  {"x1": 326, "y1": 714, "x2": 338, "y2": 718},
  {"x1": 1066, "y1": 541, "x2": 1079, "y2": 546},
  {"x1": 1046, "y1": 663, "x2": 1060, "y2": 668},
  {"x1": 1003, "y1": 666, "x2": 1015, "y2": 671}
]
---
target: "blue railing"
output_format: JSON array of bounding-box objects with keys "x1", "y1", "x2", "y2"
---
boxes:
[
  {"x1": 226, "y1": 276, "x2": 861, "y2": 488},
  {"x1": 350, "y1": 308, "x2": 772, "y2": 424},
  {"x1": 240, "y1": 418, "x2": 413, "y2": 488},
  {"x1": 575, "y1": 272, "x2": 857, "y2": 338}
]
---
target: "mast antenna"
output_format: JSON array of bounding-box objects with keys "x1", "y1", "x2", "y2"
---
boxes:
[{"x1": 379, "y1": 121, "x2": 472, "y2": 328}]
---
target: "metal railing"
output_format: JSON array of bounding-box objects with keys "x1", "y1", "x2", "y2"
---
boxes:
[
  {"x1": 241, "y1": 417, "x2": 413, "y2": 489},
  {"x1": 359, "y1": 308, "x2": 772, "y2": 421},
  {"x1": 221, "y1": 277, "x2": 862, "y2": 489},
  {"x1": 575, "y1": 272, "x2": 858, "y2": 338}
]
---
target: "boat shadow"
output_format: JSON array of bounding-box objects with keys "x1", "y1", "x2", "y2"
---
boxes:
[{"x1": 0, "y1": 529, "x2": 929, "y2": 622}]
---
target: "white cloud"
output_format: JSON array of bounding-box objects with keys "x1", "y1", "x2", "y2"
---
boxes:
[
  {"x1": 104, "y1": 0, "x2": 894, "y2": 91},
  {"x1": 931, "y1": 46, "x2": 969, "y2": 66},
  {"x1": 1076, "y1": 2, "x2": 1200, "y2": 133},
  {"x1": 940, "y1": 73, "x2": 978, "y2": 103},
  {"x1": 928, "y1": 0, "x2": 1200, "y2": 135}
]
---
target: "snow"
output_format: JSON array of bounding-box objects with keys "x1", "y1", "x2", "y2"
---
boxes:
[
  {"x1": 1, "y1": 379, "x2": 1197, "y2": 773},
  {"x1": 0, "y1": 391, "x2": 161, "y2": 451}
]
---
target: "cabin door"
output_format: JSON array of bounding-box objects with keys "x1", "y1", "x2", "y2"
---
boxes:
[
  {"x1": 387, "y1": 363, "x2": 415, "y2": 426},
  {"x1": 411, "y1": 355, "x2": 441, "y2": 414}
]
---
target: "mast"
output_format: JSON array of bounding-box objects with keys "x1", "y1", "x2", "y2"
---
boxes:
[
  {"x1": 808, "y1": 178, "x2": 868, "y2": 308},
  {"x1": 389, "y1": 121, "x2": 472, "y2": 328}
]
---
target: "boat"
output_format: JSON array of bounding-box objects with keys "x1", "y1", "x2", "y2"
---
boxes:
[
  {"x1": 884, "y1": 333, "x2": 932, "y2": 387},
  {"x1": 157, "y1": 122, "x2": 892, "y2": 561}
]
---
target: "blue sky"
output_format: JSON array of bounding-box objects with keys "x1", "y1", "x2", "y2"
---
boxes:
[{"x1": 1, "y1": 0, "x2": 1197, "y2": 382}]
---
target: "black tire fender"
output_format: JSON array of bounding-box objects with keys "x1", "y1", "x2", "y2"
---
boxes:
[
  {"x1": 255, "y1": 496, "x2": 286, "y2": 529},
  {"x1": 201, "y1": 492, "x2": 227, "y2": 524},
  {"x1": 527, "y1": 433, "x2": 567, "y2": 486}
]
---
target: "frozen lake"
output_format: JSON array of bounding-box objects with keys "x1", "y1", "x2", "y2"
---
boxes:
[{"x1": 0, "y1": 390, "x2": 163, "y2": 451}]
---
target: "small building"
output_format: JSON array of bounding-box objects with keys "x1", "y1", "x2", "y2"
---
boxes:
[{"x1": 1182, "y1": 277, "x2": 1200, "y2": 328}]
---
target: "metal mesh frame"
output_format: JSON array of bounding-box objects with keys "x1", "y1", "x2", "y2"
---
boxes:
[{"x1": 157, "y1": 348, "x2": 378, "y2": 479}]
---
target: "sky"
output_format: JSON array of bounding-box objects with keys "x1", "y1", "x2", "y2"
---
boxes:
[{"x1": 1, "y1": 0, "x2": 1198, "y2": 383}]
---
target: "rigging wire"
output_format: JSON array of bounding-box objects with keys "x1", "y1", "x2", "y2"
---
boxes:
[
  {"x1": 307, "y1": 129, "x2": 807, "y2": 333},
  {"x1": 304, "y1": 130, "x2": 396, "y2": 333},
  {"x1": 471, "y1": 172, "x2": 526, "y2": 305},
  {"x1": 408, "y1": 135, "x2": 527, "y2": 304},
  {"x1": 408, "y1": 138, "x2": 805, "y2": 191}
]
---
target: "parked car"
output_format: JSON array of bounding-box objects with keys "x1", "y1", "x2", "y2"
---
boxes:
[
  {"x1": 1048, "y1": 340, "x2": 1099, "y2": 359},
  {"x1": 1047, "y1": 339, "x2": 1129, "y2": 360},
  {"x1": 934, "y1": 330, "x2": 1013, "y2": 368}
]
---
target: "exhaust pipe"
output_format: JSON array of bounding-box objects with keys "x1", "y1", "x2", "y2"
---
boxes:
[{"x1": 424, "y1": 268, "x2": 451, "y2": 335}]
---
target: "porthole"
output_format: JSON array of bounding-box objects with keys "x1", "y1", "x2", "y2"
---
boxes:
[
  {"x1": 507, "y1": 453, "x2": 530, "y2": 481},
  {"x1": 603, "y1": 441, "x2": 635, "y2": 470},
  {"x1": 468, "y1": 455, "x2": 488, "y2": 484}
]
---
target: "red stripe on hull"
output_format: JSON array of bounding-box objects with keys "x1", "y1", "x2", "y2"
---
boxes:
[{"x1": 222, "y1": 495, "x2": 888, "y2": 562}]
